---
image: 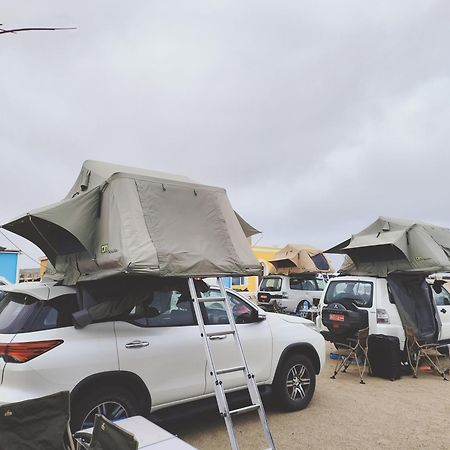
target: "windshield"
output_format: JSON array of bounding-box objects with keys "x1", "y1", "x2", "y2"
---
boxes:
[
  {"x1": 325, "y1": 280, "x2": 373, "y2": 308},
  {"x1": 259, "y1": 277, "x2": 282, "y2": 292}
]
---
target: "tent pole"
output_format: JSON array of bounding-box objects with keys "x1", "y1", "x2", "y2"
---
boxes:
[{"x1": 28, "y1": 216, "x2": 59, "y2": 257}]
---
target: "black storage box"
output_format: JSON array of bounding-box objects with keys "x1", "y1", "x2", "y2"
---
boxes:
[{"x1": 368, "y1": 334, "x2": 401, "y2": 380}]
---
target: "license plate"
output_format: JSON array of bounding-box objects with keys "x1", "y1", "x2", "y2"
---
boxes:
[
  {"x1": 329, "y1": 313, "x2": 344, "y2": 322},
  {"x1": 259, "y1": 295, "x2": 268, "y2": 302}
]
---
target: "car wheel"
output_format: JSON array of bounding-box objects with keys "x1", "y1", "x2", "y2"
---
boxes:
[
  {"x1": 272, "y1": 354, "x2": 316, "y2": 411},
  {"x1": 71, "y1": 386, "x2": 140, "y2": 431},
  {"x1": 295, "y1": 300, "x2": 311, "y2": 317}
]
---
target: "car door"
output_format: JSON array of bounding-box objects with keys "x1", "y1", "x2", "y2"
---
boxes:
[
  {"x1": 434, "y1": 286, "x2": 450, "y2": 341},
  {"x1": 201, "y1": 289, "x2": 272, "y2": 392},
  {"x1": 114, "y1": 286, "x2": 207, "y2": 407}
]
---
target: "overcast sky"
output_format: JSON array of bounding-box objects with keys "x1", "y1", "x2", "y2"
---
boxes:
[{"x1": 1, "y1": 0, "x2": 449, "y2": 268}]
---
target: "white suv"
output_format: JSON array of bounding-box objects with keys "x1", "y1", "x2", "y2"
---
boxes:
[
  {"x1": 257, "y1": 275, "x2": 327, "y2": 315},
  {"x1": 0, "y1": 279, "x2": 325, "y2": 431},
  {"x1": 316, "y1": 275, "x2": 450, "y2": 352}
]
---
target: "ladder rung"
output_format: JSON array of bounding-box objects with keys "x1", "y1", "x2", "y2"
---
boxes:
[
  {"x1": 216, "y1": 366, "x2": 245, "y2": 375},
  {"x1": 198, "y1": 296, "x2": 226, "y2": 303},
  {"x1": 207, "y1": 330, "x2": 235, "y2": 337},
  {"x1": 229, "y1": 404, "x2": 260, "y2": 416}
]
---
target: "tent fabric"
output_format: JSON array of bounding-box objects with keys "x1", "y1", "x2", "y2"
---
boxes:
[
  {"x1": 387, "y1": 274, "x2": 438, "y2": 342},
  {"x1": 65, "y1": 160, "x2": 260, "y2": 238},
  {"x1": 3, "y1": 163, "x2": 261, "y2": 284},
  {"x1": 268, "y1": 244, "x2": 334, "y2": 275},
  {"x1": 328, "y1": 216, "x2": 450, "y2": 277}
]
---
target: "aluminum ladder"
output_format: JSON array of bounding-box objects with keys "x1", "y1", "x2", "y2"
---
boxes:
[{"x1": 187, "y1": 277, "x2": 276, "y2": 450}]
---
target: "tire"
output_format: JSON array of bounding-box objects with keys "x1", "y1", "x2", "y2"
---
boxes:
[
  {"x1": 295, "y1": 300, "x2": 311, "y2": 318},
  {"x1": 272, "y1": 354, "x2": 316, "y2": 411},
  {"x1": 71, "y1": 385, "x2": 141, "y2": 431}
]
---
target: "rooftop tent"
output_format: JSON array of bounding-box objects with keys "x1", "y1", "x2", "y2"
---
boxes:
[
  {"x1": 268, "y1": 244, "x2": 334, "y2": 275},
  {"x1": 3, "y1": 163, "x2": 261, "y2": 285},
  {"x1": 328, "y1": 217, "x2": 450, "y2": 277},
  {"x1": 65, "y1": 160, "x2": 260, "y2": 238},
  {"x1": 3, "y1": 188, "x2": 100, "y2": 263}
]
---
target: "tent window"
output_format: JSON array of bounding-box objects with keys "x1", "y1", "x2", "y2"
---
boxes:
[{"x1": 311, "y1": 254, "x2": 329, "y2": 271}]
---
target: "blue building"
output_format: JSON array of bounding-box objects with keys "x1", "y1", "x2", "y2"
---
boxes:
[{"x1": 0, "y1": 249, "x2": 19, "y2": 284}]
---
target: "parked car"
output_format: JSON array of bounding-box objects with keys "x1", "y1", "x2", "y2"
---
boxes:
[
  {"x1": 0, "y1": 279, "x2": 325, "y2": 431},
  {"x1": 316, "y1": 275, "x2": 450, "y2": 354},
  {"x1": 257, "y1": 274, "x2": 327, "y2": 315}
]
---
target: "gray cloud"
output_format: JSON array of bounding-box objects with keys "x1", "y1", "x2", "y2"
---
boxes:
[{"x1": 1, "y1": 0, "x2": 449, "y2": 268}]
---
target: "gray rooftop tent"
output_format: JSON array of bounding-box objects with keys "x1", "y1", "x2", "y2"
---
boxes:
[
  {"x1": 326, "y1": 217, "x2": 450, "y2": 342},
  {"x1": 3, "y1": 161, "x2": 261, "y2": 285},
  {"x1": 268, "y1": 244, "x2": 334, "y2": 275},
  {"x1": 326, "y1": 216, "x2": 450, "y2": 277}
]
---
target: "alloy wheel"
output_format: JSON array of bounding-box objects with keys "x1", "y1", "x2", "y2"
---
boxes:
[
  {"x1": 81, "y1": 401, "x2": 129, "y2": 429},
  {"x1": 286, "y1": 364, "x2": 310, "y2": 400}
]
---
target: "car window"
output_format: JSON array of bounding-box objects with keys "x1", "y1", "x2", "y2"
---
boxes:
[
  {"x1": 316, "y1": 278, "x2": 326, "y2": 290},
  {"x1": 0, "y1": 293, "x2": 78, "y2": 333},
  {"x1": 324, "y1": 281, "x2": 373, "y2": 308},
  {"x1": 289, "y1": 278, "x2": 317, "y2": 291},
  {"x1": 200, "y1": 289, "x2": 255, "y2": 325},
  {"x1": 433, "y1": 287, "x2": 450, "y2": 306},
  {"x1": 259, "y1": 277, "x2": 282, "y2": 292},
  {"x1": 125, "y1": 288, "x2": 196, "y2": 327}
]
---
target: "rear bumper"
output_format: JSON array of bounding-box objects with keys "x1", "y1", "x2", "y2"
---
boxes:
[{"x1": 0, "y1": 364, "x2": 74, "y2": 406}]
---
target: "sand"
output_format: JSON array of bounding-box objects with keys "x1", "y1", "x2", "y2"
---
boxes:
[{"x1": 167, "y1": 346, "x2": 450, "y2": 450}]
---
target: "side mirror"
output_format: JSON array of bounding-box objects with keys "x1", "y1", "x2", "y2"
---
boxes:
[{"x1": 256, "y1": 309, "x2": 266, "y2": 321}]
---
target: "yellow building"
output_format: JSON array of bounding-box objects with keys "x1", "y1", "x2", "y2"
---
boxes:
[{"x1": 231, "y1": 244, "x2": 282, "y2": 293}]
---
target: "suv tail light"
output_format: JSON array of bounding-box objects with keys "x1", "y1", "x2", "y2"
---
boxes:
[
  {"x1": 0, "y1": 340, "x2": 63, "y2": 363},
  {"x1": 376, "y1": 309, "x2": 390, "y2": 324}
]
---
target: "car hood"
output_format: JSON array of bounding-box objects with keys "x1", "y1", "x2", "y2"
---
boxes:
[{"x1": 266, "y1": 312, "x2": 314, "y2": 326}]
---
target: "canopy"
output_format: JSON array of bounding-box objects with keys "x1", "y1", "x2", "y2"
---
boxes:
[
  {"x1": 3, "y1": 161, "x2": 261, "y2": 284},
  {"x1": 268, "y1": 244, "x2": 334, "y2": 275},
  {"x1": 328, "y1": 217, "x2": 450, "y2": 277}
]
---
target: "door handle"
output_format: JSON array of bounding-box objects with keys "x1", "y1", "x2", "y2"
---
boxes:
[
  {"x1": 209, "y1": 335, "x2": 227, "y2": 340},
  {"x1": 441, "y1": 309, "x2": 447, "y2": 314},
  {"x1": 125, "y1": 340, "x2": 149, "y2": 349}
]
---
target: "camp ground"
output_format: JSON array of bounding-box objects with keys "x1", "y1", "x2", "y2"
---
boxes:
[
  {"x1": 1, "y1": 165, "x2": 450, "y2": 450},
  {"x1": 0, "y1": 161, "x2": 327, "y2": 450}
]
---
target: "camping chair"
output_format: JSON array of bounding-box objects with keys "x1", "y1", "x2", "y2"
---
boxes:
[
  {"x1": 0, "y1": 391, "x2": 75, "y2": 450},
  {"x1": 330, "y1": 327, "x2": 370, "y2": 384},
  {"x1": 404, "y1": 327, "x2": 449, "y2": 380},
  {"x1": 74, "y1": 415, "x2": 138, "y2": 450}
]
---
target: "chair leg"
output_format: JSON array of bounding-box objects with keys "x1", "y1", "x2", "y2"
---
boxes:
[
  {"x1": 407, "y1": 346, "x2": 419, "y2": 378},
  {"x1": 423, "y1": 352, "x2": 448, "y2": 381},
  {"x1": 331, "y1": 353, "x2": 352, "y2": 379}
]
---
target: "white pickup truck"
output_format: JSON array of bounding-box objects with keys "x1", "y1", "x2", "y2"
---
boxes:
[{"x1": 316, "y1": 275, "x2": 450, "y2": 351}]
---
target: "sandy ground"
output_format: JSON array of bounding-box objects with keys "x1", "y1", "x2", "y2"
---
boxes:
[{"x1": 163, "y1": 346, "x2": 450, "y2": 450}]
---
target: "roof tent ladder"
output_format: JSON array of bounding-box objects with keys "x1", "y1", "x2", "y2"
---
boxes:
[{"x1": 188, "y1": 277, "x2": 276, "y2": 450}]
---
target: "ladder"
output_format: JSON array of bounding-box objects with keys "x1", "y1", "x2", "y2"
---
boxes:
[{"x1": 187, "y1": 277, "x2": 276, "y2": 450}]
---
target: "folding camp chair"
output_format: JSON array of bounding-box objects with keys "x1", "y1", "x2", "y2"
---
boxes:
[
  {"x1": 330, "y1": 327, "x2": 370, "y2": 384},
  {"x1": 74, "y1": 415, "x2": 138, "y2": 450},
  {"x1": 0, "y1": 391, "x2": 75, "y2": 450},
  {"x1": 404, "y1": 327, "x2": 449, "y2": 380}
]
